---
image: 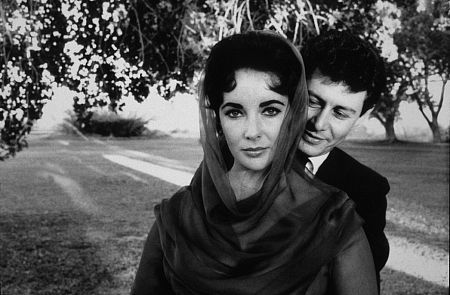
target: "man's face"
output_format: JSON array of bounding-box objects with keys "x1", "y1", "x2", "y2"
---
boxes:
[{"x1": 299, "y1": 71, "x2": 366, "y2": 157}]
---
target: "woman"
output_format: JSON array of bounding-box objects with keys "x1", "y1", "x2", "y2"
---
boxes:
[{"x1": 131, "y1": 31, "x2": 377, "y2": 294}]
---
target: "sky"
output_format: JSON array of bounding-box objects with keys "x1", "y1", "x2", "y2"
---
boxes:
[
  {"x1": 35, "y1": 80, "x2": 449, "y2": 142},
  {"x1": 30, "y1": 0, "x2": 449, "y2": 142}
]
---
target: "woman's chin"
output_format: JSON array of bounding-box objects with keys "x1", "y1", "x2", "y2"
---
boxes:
[{"x1": 238, "y1": 159, "x2": 271, "y2": 173}]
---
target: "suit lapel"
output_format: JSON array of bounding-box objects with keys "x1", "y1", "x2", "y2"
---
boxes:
[{"x1": 315, "y1": 148, "x2": 349, "y2": 191}]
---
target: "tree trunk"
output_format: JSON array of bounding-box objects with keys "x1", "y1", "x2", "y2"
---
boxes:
[
  {"x1": 385, "y1": 116, "x2": 397, "y2": 143},
  {"x1": 430, "y1": 115, "x2": 442, "y2": 143}
]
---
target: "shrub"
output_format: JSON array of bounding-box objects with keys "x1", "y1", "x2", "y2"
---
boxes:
[
  {"x1": 87, "y1": 112, "x2": 148, "y2": 137},
  {"x1": 62, "y1": 111, "x2": 149, "y2": 137}
]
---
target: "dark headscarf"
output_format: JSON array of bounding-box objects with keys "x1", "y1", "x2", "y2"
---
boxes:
[{"x1": 155, "y1": 31, "x2": 362, "y2": 294}]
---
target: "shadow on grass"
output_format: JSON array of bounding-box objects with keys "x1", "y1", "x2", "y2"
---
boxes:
[
  {"x1": 381, "y1": 268, "x2": 449, "y2": 295},
  {"x1": 386, "y1": 221, "x2": 448, "y2": 252},
  {"x1": 1, "y1": 212, "x2": 112, "y2": 295},
  {"x1": 343, "y1": 139, "x2": 450, "y2": 150}
]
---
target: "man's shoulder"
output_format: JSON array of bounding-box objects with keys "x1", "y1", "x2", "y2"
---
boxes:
[
  {"x1": 330, "y1": 147, "x2": 383, "y2": 174},
  {"x1": 322, "y1": 147, "x2": 390, "y2": 193}
]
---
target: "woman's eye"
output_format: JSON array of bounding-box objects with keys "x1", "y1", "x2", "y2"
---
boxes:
[
  {"x1": 263, "y1": 107, "x2": 281, "y2": 116},
  {"x1": 225, "y1": 109, "x2": 242, "y2": 118}
]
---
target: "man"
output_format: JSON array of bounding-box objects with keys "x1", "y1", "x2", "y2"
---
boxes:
[{"x1": 298, "y1": 30, "x2": 390, "y2": 289}]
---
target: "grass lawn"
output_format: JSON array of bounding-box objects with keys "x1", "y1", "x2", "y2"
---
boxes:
[
  {"x1": 341, "y1": 141, "x2": 449, "y2": 251},
  {"x1": 0, "y1": 136, "x2": 448, "y2": 294},
  {"x1": 339, "y1": 141, "x2": 449, "y2": 294}
]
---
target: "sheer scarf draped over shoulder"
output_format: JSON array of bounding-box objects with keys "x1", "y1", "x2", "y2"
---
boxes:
[{"x1": 154, "y1": 31, "x2": 362, "y2": 295}]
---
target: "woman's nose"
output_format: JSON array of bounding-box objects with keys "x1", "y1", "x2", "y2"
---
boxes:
[{"x1": 244, "y1": 115, "x2": 262, "y2": 140}]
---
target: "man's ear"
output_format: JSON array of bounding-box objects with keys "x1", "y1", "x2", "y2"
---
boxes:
[
  {"x1": 350, "y1": 109, "x2": 372, "y2": 135},
  {"x1": 360, "y1": 107, "x2": 373, "y2": 120}
]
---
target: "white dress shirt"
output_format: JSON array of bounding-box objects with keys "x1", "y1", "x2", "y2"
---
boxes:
[{"x1": 307, "y1": 152, "x2": 330, "y2": 175}]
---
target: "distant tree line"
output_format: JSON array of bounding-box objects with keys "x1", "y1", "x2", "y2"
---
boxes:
[{"x1": 1, "y1": 0, "x2": 449, "y2": 160}]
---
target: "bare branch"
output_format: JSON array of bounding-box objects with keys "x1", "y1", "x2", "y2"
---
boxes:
[
  {"x1": 245, "y1": 0, "x2": 254, "y2": 30},
  {"x1": 436, "y1": 78, "x2": 447, "y2": 114},
  {"x1": 305, "y1": 0, "x2": 320, "y2": 35},
  {"x1": 154, "y1": 47, "x2": 170, "y2": 74},
  {"x1": 372, "y1": 112, "x2": 386, "y2": 125},
  {"x1": 130, "y1": 2, "x2": 145, "y2": 62},
  {"x1": 415, "y1": 92, "x2": 432, "y2": 126},
  {"x1": 293, "y1": 19, "x2": 300, "y2": 45}
]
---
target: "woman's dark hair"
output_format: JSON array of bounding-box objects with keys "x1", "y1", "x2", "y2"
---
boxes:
[
  {"x1": 201, "y1": 31, "x2": 303, "y2": 170},
  {"x1": 203, "y1": 31, "x2": 302, "y2": 114}
]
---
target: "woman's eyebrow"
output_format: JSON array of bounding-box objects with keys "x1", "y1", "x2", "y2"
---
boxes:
[
  {"x1": 260, "y1": 100, "x2": 286, "y2": 107},
  {"x1": 221, "y1": 102, "x2": 242, "y2": 110}
]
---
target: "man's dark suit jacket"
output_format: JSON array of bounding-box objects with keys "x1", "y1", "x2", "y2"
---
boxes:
[{"x1": 312, "y1": 147, "x2": 390, "y2": 287}]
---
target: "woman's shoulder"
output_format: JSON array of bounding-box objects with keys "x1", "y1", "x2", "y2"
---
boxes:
[
  {"x1": 158, "y1": 185, "x2": 193, "y2": 209},
  {"x1": 153, "y1": 185, "x2": 196, "y2": 227}
]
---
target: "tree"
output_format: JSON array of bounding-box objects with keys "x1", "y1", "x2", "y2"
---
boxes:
[
  {"x1": 62, "y1": 0, "x2": 212, "y2": 131},
  {"x1": 0, "y1": 0, "x2": 68, "y2": 160},
  {"x1": 3, "y1": 0, "x2": 444, "y2": 160},
  {"x1": 181, "y1": 0, "x2": 325, "y2": 70},
  {"x1": 66, "y1": 0, "x2": 328, "y2": 130},
  {"x1": 372, "y1": 59, "x2": 408, "y2": 142},
  {"x1": 152, "y1": 0, "x2": 415, "y2": 144},
  {"x1": 366, "y1": 0, "x2": 403, "y2": 142},
  {"x1": 394, "y1": 1, "x2": 450, "y2": 142}
]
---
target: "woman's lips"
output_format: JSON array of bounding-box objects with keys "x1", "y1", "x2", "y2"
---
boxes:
[{"x1": 242, "y1": 147, "x2": 268, "y2": 158}]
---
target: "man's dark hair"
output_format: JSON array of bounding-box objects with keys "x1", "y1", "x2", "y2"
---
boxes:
[{"x1": 301, "y1": 30, "x2": 386, "y2": 115}]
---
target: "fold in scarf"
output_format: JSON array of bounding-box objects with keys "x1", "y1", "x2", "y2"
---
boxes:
[
  {"x1": 156, "y1": 163, "x2": 362, "y2": 294},
  {"x1": 154, "y1": 31, "x2": 363, "y2": 294}
]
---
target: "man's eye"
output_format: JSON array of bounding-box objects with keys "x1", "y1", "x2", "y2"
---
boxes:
[
  {"x1": 225, "y1": 109, "x2": 242, "y2": 118},
  {"x1": 263, "y1": 107, "x2": 281, "y2": 116},
  {"x1": 334, "y1": 110, "x2": 350, "y2": 119},
  {"x1": 308, "y1": 99, "x2": 321, "y2": 108}
]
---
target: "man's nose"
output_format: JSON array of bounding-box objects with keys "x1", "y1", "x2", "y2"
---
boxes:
[
  {"x1": 244, "y1": 114, "x2": 262, "y2": 140},
  {"x1": 311, "y1": 109, "x2": 329, "y2": 131}
]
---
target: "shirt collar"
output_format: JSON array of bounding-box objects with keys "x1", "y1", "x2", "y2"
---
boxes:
[{"x1": 308, "y1": 152, "x2": 330, "y2": 175}]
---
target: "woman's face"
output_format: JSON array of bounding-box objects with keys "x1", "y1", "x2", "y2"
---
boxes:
[{"x1": 219, "y1": 69, "x2": 289, "y2": 173}]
